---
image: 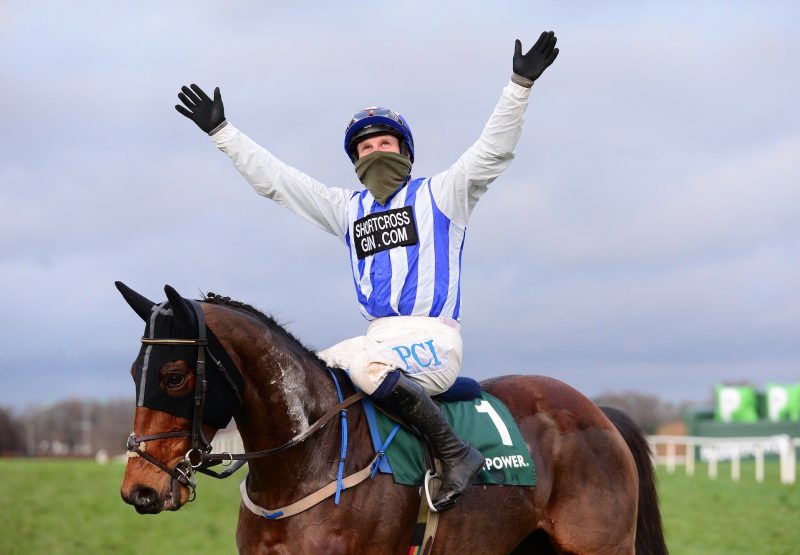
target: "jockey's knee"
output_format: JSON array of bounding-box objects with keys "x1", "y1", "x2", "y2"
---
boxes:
[
  {"x1": 366, "y1": 361, "x2": 394, "y2": 382},
  {"x1": 350, "y1": 357, "x2": 395, "y2": 395}
]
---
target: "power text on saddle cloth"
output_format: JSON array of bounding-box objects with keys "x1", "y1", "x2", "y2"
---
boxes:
[{"x1": 364, "y1": 393, "x2": 536, "y2": 486}]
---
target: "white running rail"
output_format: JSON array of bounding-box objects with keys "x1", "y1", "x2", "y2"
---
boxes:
[
  {"x1": 212, "y1": 428, "x2": 244, "y2": 455},
  {"x1": 648, "y1": 435, "x2": 799, "y2": 485}
]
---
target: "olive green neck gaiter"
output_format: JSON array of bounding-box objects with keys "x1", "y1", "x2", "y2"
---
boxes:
[{"x1": 354, "y1": 151, "x2": 413, "y2": 205}]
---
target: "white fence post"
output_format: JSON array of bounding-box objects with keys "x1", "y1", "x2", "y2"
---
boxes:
[
  {"x1": 785, "y1": 438, "x2": 800, "y2": 485},
  {"x1": 731, "y1": 445, "x2": 740, "y2": 482},
  {"x1": 778, "y1": 435, "x2": 794, "y2": 485},
  {"x1": 755, "y1": 445, "x2": 764, "y2": 483},
  {"x1": 666, "y1": 441, "x2": 676, "y2": 474},
  {"x1": 685, "y1": 438, "x2": 695, "y2": 477}
]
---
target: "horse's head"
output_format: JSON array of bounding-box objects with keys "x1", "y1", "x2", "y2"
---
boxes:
[{"x1": 115, "y1": 282, "x2": 244, "y2": 514}]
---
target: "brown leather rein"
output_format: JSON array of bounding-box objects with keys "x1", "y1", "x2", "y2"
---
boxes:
[{"x1": 126, "y1": 301, "x2": 365, "y2": 501}]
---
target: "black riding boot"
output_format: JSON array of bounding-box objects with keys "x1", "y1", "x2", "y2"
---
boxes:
[{"x1": 371, "y1": 372, "x2": 485, "y2": 511}]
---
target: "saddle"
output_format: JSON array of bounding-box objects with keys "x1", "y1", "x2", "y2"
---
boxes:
[{"x1": 358, "y1": 375, "x2": 537, "y2": 488}]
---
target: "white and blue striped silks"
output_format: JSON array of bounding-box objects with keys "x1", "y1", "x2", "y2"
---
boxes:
[
  {"x1": 346, "y1": 178, "x2": 465, "y2": 321},
  {"x1": 211, "y1": 80, "x2": 531, "y2": 324}
]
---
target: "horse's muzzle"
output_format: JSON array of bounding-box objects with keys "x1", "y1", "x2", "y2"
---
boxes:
[
  {"x1": 122, "y1": 481, "x2": 189, "y2": 514},
  {"x1": 122, "y1": 485, "x2": 163, "y2": 514}
]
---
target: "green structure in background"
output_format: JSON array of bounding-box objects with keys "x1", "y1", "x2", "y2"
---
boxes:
[
  {"x1": 685, "y1": 383, "x2": 800, "y2": 445},
  {"x1": 714, "y1": 385, "x2": 759, "y2": 423},
  {"x1": 766, "y1": 383, "x2": 800, "y2": 422}
]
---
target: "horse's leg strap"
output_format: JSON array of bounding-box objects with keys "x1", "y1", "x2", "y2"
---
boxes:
[{"x1": 239, "y1": 453, "x2": 382, "y2": 520}]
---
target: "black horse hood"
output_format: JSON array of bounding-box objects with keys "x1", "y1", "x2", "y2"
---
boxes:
[{"x1": 118, "y1": 282, "x2": 243, "y2": 429}]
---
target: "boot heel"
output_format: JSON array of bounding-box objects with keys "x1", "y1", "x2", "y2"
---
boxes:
[{"x1": 432, "y1": 445, "x2": 484, "y2": 510}]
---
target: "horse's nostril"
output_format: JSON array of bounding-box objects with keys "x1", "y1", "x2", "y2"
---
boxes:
[{"x1": 132, "y1": 487, "x2": 158, "y2": 508}]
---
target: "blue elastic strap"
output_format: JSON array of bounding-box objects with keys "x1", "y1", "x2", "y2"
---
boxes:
[
  {"x1": 326, "y1": 368, "x2": 348, "y2": 505},
  {"x1": 262, "y1": 510, "x2": 284, "y2": 519},
  {"x1": 361, "y1": 398, "x2": 394, "y2": 474},
  {"x1": 371, "y1": 422, "x2": 401, "y2": 478}
]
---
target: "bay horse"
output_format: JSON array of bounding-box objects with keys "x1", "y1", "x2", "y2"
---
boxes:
[{"x1": 117, "y1": 282, "x2": 667, "y2": 555}]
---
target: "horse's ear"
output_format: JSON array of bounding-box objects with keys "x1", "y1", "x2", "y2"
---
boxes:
[
  {"x1": 115, "y1": 281, "x2": 156, "y2": 322},
  {"x1": 164, "y1": 284, "x2": 197, "y2": 334}
]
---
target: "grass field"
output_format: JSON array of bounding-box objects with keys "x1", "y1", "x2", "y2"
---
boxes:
[
  {"x1": 657, "y1": 462, "x2": 800, "y2": 555},
  {"x1": 0, "y1": 459, "x2": 798, "y2": 554},
  {"x1": 0, "y1": 459, "x2": 240, "y2": 554}
]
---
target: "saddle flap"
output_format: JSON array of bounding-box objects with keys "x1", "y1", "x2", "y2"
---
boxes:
[{"x1": 363, "y1": 393, "x2": 537, "y2": 487}]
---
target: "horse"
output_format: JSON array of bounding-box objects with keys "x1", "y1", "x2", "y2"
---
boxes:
[{"x1": 117, "y1": 282, "x2": 667, "y2": 555}]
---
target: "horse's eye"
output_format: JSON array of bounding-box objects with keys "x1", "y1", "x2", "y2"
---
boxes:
[{"x1": 166, "y1": 374, "x2": 186, "y2": 388}]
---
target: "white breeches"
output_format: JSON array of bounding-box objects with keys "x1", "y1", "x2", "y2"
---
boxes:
[{"x1": 318, "y1": 316, "x2": 463, "y2": 395}]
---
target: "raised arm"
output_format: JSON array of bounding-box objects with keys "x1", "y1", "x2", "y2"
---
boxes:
[
  {"x1": 431, "y1": 32, "x2": 559, "y2": 227},
  {"x1": 175, "y1": 84, "x2": 352, "y2": 241}
]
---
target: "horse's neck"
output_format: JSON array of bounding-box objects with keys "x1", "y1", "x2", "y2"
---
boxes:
[
  {"x1": 219, "y1": 310, "x2": 345, "y2": 505},
  {"x1": 254, "y1": 343, "x2": 322, "y2": 436},
  {"x1": 238, "y1": 333, "x2": 330, "y2": 447}
]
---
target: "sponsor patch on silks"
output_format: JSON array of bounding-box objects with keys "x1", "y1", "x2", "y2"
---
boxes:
[
  {"x1": 363, "y1": 393, "x2": 536, "y2": 486},
  {"x1": 353, "y1": 206, "x2": 419, "y2": 259}
]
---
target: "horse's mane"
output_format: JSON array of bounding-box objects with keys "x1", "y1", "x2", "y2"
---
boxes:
[{"x1": 202, "y1": 292, "x2": 325, "y2": 367}]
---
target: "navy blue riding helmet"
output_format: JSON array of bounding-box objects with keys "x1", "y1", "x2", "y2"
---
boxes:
[{"x1": 344, "y1": 107, "x2": 415, "y2": 164}]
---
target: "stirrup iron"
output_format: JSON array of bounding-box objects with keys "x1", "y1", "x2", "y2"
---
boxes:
[{"x1": 423, "y1": 469, "x2": 440, "y2": 513}]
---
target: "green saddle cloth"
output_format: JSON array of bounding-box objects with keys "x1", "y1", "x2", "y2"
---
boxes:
[{"x1": 369, "y1": 392, "x2": 536, "y2": 487}]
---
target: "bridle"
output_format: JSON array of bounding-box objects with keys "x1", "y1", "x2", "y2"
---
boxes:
[
  {"x1": 126, "y1": 300, "x2": 364, "y2": 502},
  {"x1": 126, "y1": 300, "x2": 238, "y2": 500}
]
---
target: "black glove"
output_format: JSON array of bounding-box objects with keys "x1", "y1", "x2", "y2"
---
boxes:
[
  {"x1": 175, "y1": 84, "x2": 226, "y2": 134},
  {"x1": 512, "y1": 31, "x2": 559, "y2": 87}
]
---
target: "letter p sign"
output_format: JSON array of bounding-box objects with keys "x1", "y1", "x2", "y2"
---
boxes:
[
  {"x1": 768, "y1": 386, "x2": 789, "y2": 422},
  {"x1": 718, "y1": 388, "x2": 742, "y2": 423}
]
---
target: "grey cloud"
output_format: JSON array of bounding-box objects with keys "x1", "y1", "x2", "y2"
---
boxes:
[{"x1": 1, "y1": 1, "x2": 798, "y2": 408}]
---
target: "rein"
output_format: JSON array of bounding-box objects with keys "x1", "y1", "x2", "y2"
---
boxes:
[
  {"x1": 126, "y1": 300, "x2": 365, "y2": 499},
  {"x1": 205, "y1": 391, "x2": 366, "y2": 463}
]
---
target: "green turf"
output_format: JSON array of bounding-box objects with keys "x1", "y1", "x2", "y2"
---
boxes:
[
  {"x1": 657, "y1": 462, "x2": 800, "y2": 555},
  {"x1": 0, "y1": 459, "x2": 241, "y2": 555},
  {"x1": 0, "y1": 459, "x2": 798, "y2": 554}
]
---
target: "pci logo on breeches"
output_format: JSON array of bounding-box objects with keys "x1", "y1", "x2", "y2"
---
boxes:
[{"x1": 391, "y1": 339, "x2": 441, "y2": 375}]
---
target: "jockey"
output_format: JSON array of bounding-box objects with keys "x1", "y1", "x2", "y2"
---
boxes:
[{"x1": 175, "y1": 32, "x2": 559, "y2": 511}]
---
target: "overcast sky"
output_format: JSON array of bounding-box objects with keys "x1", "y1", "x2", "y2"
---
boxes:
[{"x1": 1, "y1": 1, "x2": 798, "y2": 410}]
